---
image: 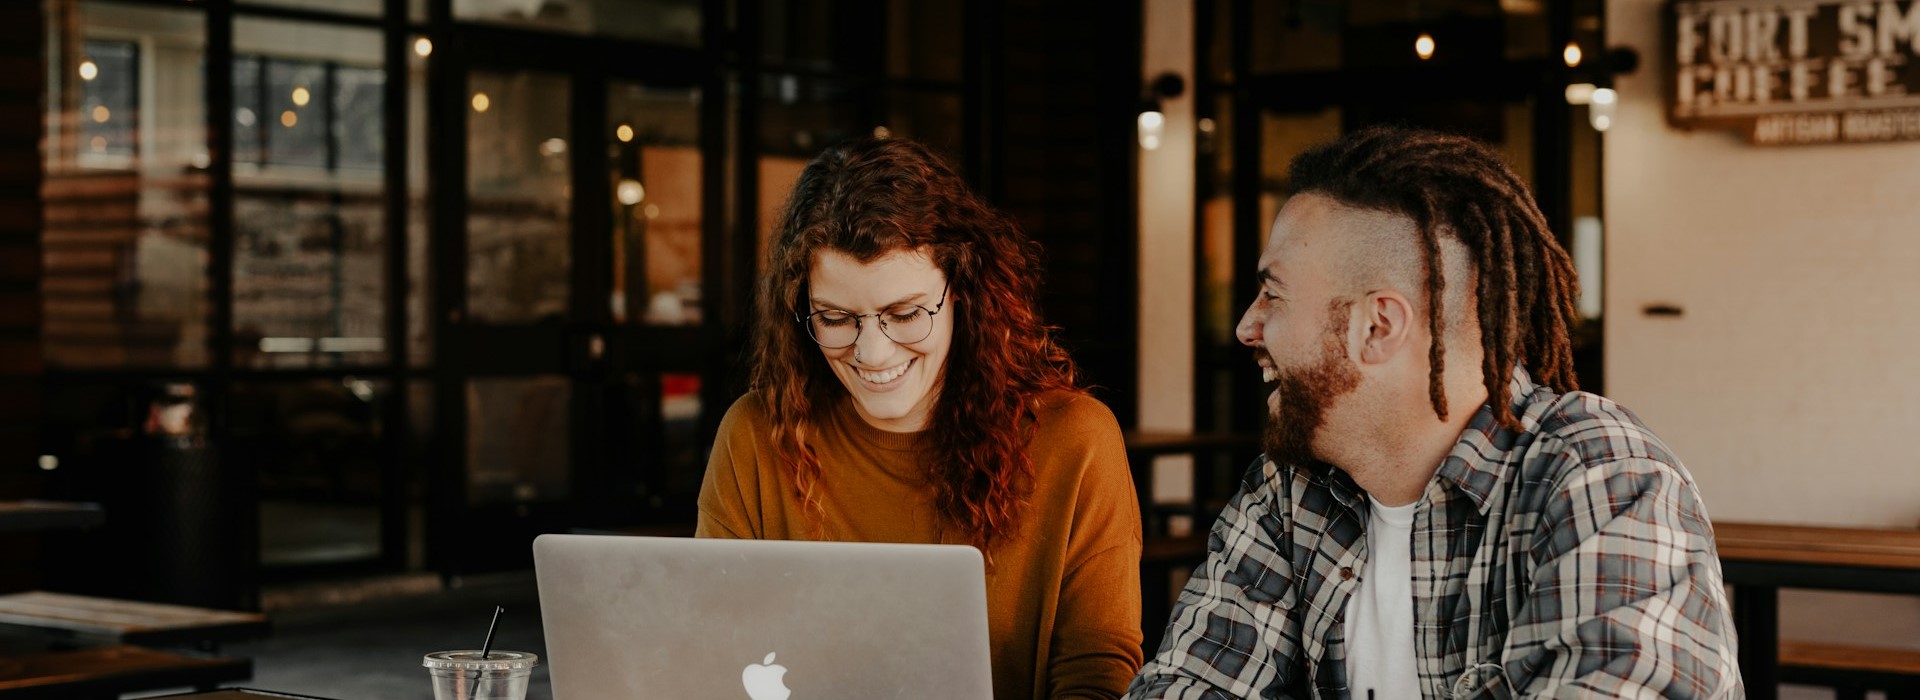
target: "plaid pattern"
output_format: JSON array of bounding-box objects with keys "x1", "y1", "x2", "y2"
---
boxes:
[{"x1": 1127, "y1": 369, "x2": 1742, "y2": 699}]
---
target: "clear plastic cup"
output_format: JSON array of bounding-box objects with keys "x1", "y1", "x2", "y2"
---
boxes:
[{"x1": 423, "y1": 650, "x2": 539, "y2": 700}]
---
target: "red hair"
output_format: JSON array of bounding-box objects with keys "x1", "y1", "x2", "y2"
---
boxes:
[{"x1": 753, "y1": 136, "x2": 1079, "y2": 552}]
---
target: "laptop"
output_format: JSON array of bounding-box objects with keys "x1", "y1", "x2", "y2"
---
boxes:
[{"x1": 532, "y1": 534, "x2": 994, "y2": 700}]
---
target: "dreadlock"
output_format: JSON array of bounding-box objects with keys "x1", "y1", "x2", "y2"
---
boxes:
[{"x1": 1287, "y1": 126, "x2": 1580, "y2": 430}]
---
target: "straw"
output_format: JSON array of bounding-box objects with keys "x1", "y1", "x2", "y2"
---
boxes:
[{"x1": 480, "y1": 605, "x2": 504, "y2": 660}]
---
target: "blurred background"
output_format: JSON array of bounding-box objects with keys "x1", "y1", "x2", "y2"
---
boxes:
[{"x1": 0, "y1": 0, "x2": 1916, "y2": 698}]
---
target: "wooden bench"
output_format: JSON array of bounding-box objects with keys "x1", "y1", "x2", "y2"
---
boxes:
[
  {"x1": 1715, "y1": 521, "x2": 1920, "y2": 700},
  {"x1": 0, "y1": 645, "x2": 251, "y2": 699},
  {"x1": 0, "y1": 591, "x2": 269, "y2": 651},
  {"x1": 1124, "y1": 431, "x2": 1259, "y2": 654},
  {"x1": 1778, "y1": 641, "x2": 1920, "y2": 700}
]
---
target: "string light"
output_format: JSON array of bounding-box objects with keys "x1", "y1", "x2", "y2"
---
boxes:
[
  {"x1": 79, "y1": 60, "x2": 98, "y2": 81},
  {"x1": 281, "y1": 110, "x2": 298, "y2": 127},
  {"x1": 616, "y1": 124, "x2": 634, "y2": 142},
  {"x1": 471, "y1": 92, "x2": 490, "y2": 113},
  {"x1": 1563, "y1": 42, "x2": 1583, "y2": 68},
  {"x1": 414, "y1": 37, "x2": 433, "y2": 57},
  {"x1": 292, "y1": 86, "x2": 311, "y2": 107},
  {"x1": 1415, "y1": 33, "x2": 1436, "y2": 60}
]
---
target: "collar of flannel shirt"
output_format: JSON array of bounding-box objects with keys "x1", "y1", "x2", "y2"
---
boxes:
[{"x1": 1305, "y1": 366, "x2": 1539, "y2": 515}]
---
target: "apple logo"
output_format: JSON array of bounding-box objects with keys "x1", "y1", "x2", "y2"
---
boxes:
[{"x1": 742, "y1": 651, "x2": 790, "y2": 700}]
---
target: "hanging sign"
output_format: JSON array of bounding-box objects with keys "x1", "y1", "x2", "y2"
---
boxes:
[{"x1": 1668, "y1": 0, "x2": 1920, "y2": 144}]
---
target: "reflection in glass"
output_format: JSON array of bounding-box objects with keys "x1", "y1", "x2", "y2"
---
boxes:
[
  {"x1": 758, "y1": 74, "x2": 860, "y2": 261},
  {"x1": 468, "y1": 71, "x2": 571, "y2": 324},
  {"x1": 608, "y1": 83, "x2": 702, "y2": 326},
  {"x1": 886, "y1": 0, "x2": 962, "y2": 82},
  {"x1": 760, "y1": 0, "x2": 852, "y2": 69},
  {"x1": 334, "y1": 65, "x2": 385, "y2": 171},
  {"x1": 240, "y1": 0, "x2": 382, "y2": 16},
  {"x1": 453, "y1": 0, "x2": 700, "y2": 45},
  {"x1": 407, "y1": 38, "x2": 431, "y2": 365},
  {"x1": 605, "y1": 373, "x2": 704, "y2": 518},
  {"x1": 467, "y1": 377, "x2": 571, "y2": 504},
  {"x1": 236, "y1": 378, "x2": 388, "y2": 567},
  {"x1": 234, "y1": 56, "x2": 264, "y2": 164},
  {"x1": 43, "y1": 2, "x2": 210, "y2": 369},
  {"x1": 885, "y1": 90, "x2": 963, "y2": 162},
  {"x1": 79, "y1": 40, "x2": 137, "y2": 159},
  {"x1": 266, "y1": 60, "x2": 329, "y2": 168},
  {"x1": 233, "y1": 19, "x2": 386, "y2": 369},
  {"x1": 657, "y1": 373, "x2": 703, "y2": 505},
  {"x1": 1249, "y1": 0, "x2": 1341, "y2": 73}
]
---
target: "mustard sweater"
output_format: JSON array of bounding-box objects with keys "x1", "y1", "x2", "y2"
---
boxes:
[{"x1": 696, "y1": 389, "x2": 1145, "y2": 699}]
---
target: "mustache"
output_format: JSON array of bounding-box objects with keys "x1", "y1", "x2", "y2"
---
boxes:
[{"x1": 1252, "y1": 350, "x2": 1277, "y2": 375}]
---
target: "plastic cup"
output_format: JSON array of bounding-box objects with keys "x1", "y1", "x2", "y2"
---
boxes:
[{"x1": 423, "y1": 650, "x2": 538, "y2": 700}]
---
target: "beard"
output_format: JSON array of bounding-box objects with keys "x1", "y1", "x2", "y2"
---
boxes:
[{"x1": 1260, "y1": 306, "x2": 1362, "y2": 469}]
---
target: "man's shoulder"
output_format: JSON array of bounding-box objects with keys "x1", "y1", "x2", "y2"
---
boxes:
[{"x1": 1515, "y1": 388, "x2": 1688, "y2": 485}]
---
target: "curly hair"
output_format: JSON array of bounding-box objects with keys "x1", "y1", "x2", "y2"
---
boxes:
[
  {"x1": 752, "y1": 136, "x2": 1079, "y2": 552},
  {"x1": 1288, "y1": 127, "x2": 1580, "y2": 430}
]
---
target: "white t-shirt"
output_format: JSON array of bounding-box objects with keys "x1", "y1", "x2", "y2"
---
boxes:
[{"x1": 1343, "y1": 497, "x2": 1421, "y2": 699}]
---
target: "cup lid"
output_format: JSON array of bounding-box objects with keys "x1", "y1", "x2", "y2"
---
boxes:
[{"x1": 423, "y1": 650, "x2": 539, "y2": 671}]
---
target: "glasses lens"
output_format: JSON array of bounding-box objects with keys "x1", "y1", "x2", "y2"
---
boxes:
[
  {"x1": 809, "y1": 312, "x2": 859, "y2": 348},
  {"x1": 880, "y1": 307, "x2": 933, "y2": 344}
]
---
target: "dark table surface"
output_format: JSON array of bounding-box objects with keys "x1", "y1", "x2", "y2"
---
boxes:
[
  {"x1": 0, "y1": 501, "x2": 103, "y2": 533},
  {"x1": 152, "y1": 689, "x2": 341, "y2": 700}
]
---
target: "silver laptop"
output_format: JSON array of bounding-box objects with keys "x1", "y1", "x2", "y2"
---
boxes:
[{"x1": 533, "y1": 534, "x2": 993, "y2": 700}]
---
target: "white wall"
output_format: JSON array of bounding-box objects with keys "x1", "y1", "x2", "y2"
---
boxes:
[
  {"x1": 1606, "y1": 0, "x2": 1920, "y2": 530},
  {"x1": 1139, "y1": 0, "x2": 1196, "y2": 505}
]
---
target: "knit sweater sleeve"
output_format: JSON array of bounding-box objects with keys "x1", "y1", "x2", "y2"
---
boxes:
[
  {"x1": 1042, "y1": 394, "x2": 1146, "y2": 699},
  {"x1": 695, "y1": 394, "x2": 770, "y2": 540}
]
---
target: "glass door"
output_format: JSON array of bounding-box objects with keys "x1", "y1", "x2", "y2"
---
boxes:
[{"x1": 428, "y1": 27, "x2": 718, "y2": 575}]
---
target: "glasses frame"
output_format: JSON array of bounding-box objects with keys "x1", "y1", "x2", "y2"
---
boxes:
[{"x1": 795, "y1": 282, "x2": 951, "y2": 349}]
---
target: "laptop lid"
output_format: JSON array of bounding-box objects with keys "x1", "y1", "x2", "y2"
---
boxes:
[{"x1": 533, "y1": 534, "x2": 993, "y2": 700}]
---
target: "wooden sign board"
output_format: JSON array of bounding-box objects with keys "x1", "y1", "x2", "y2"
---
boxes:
[{"x1": 1668, "y1": 0, "x2": 1920, "y2": 144}]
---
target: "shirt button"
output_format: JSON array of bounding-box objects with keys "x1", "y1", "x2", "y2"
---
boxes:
[{"x1": 1339, "y1": 566, "x2": 1354, "y2": 580}]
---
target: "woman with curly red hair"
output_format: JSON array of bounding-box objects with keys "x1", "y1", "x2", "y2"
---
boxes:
[{"x1": 696, "y1": 136, "x2": 1144, "y2": 699}]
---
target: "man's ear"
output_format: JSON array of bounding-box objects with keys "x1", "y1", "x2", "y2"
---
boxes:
[{"x1": 1354, "y1": 290, "x2": 1416, "y2": 366}]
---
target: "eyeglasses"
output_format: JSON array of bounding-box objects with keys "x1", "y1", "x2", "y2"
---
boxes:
[{"x1": 796, "y1": 283, "x2": 949, "y2": 349}]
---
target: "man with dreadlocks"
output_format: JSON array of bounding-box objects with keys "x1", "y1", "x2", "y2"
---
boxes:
[{"x1": 1126, "y1": 127, "x2": 1740, "y2": 699}]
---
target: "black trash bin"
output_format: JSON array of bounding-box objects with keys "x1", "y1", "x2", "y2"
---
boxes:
[
  {"x1": 82, "y1": 385, "x2": 259, "y2": 612},
  {"x1": 123, "y1": 434, "x2": 256, "y2": 611}
]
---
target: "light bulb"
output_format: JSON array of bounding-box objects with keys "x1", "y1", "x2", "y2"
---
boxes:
[
  {"x1": 617, "y1": 179, "x2": 645, "y2": 206},
  {"x1": 1415, "y1": 33, "x2": 1436, "y2": 60},
  {"x1": 1137, "y1": 110, "x2": 1166, "y2": 151},
  {"x1": 1563, "y1": 42, "x2": 1583, "y2": 68},
  {"x1": 1565, "y1": 83, "x2": 1597, "y2": 105}
]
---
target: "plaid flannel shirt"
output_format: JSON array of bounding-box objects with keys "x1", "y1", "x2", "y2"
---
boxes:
[{"x1": 1127, "y1": 368, "x2": 1742, "y2": 699}]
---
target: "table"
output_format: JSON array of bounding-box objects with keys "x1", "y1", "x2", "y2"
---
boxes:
[
  {"x1": 1122, "y1": 430, "x2": 1258, "y2": 536},
  {"x1": 151, "y1": 690, "x2": 340, "y2": 699},
  {"x1": 1714, "y1": 521, "x2": 1920, "y2": 700},
  {"x1": 1123, "y1": 431, "x2": 1259, "y2": 654},
  {"x1": 0, "y1": 502, "x2": 103, "y2": 533},
  {"x1": 0, "y1": 591, "x2": 269, "y2": 649}
]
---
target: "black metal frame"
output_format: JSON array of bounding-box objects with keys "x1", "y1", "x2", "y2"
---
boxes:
[
  {"x1": 1191, "y1": 0, "x2": 1603, "y2": 436},
  {"x1": 42, "y1": 0, "x2": 992, "y2": 581}
]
